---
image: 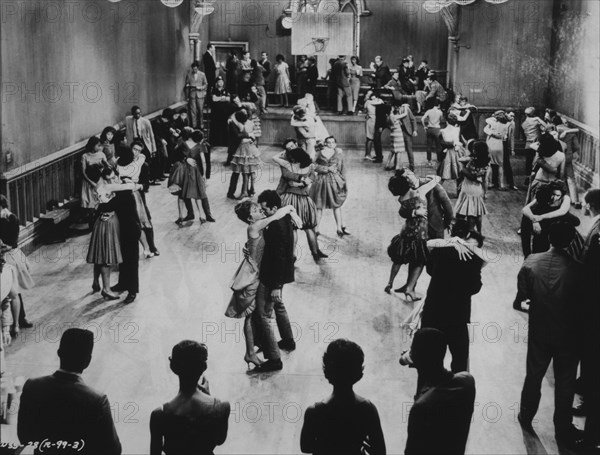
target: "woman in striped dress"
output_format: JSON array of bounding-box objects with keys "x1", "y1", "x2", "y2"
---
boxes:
[{"x1": 385, "y1": 104, "x2": 408, "y2": 171}]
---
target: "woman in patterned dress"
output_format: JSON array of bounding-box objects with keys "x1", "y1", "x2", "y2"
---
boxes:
[
  {"x1": 310, "y1": 136, "x2": 349, "y2": 238},
  {"x1": 385, "y1": 169, "x2": 442, "y2": 301},
  {"x1": 385, "y1": 104, "x2": 408, "y2": 171},
  {"x1": 455, "y1": 140, "x2": 490, "y2": 233}
]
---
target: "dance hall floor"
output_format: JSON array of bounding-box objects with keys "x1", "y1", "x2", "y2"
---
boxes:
[{"x1": 6, "y1": 147, "x2": 585, "y2": 454}]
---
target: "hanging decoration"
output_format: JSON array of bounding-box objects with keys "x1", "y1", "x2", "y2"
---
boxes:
[
  {"x1": 194, "y1": 2, "x2": 215, "y2": 16},
  {"x1": 161, "y1": 0, "x2": 184, "y2": 7},
  {"x1": 423, "y1": 0, "x2": 509, "y2": 12}
]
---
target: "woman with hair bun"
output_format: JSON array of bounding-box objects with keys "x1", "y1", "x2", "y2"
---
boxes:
[
  {"x1": 150, "y1": 340, "x2": 230, "y2": 455},
  {"x1": 300, "y1": 339, "x2": 386, "y2": 455},
  {"x1": 455, "y1": 140, "x2": 491, "y2": 233}
]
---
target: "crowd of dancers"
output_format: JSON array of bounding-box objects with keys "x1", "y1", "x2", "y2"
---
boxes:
[{"x1": 0, "y1": 46, "x2": 598, "y2": 455}]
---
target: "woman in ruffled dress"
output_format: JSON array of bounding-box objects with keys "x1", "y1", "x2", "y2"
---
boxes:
[
  {"x1": 385, "y1": 169, "x2": 442, "y2": 301},
  {"x1": 230, "y1": 110, "x2": 262, "y2": 199},
  {"x1": 226, "y1": 200, "x2": 299, "y2": 368},
  {"x1": 273, "y1": 54, "x2": 291, "y2": 107},
  {"x1": 311, "y1": 136, "x2": 349, "y2": 238},
  {"x1": 272, "y1": 147, "x2": 328, "y2": 262},
  {"x1": 169, "y1": 129, "x2": 215, "y2": 224},
  {"x1": 86, "y1": 167, "x2": 144, "y2": 300},
  {"x1": 455, "y1": 140, "x2": 490, "y2": 233},
  {"x1": 437, "y1": 113, "x2": 465, "y2": 193}
]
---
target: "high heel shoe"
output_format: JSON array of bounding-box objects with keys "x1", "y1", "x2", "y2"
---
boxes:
[
  {"x1": 244, "y1": 353, "x2": 264, "y2": 369},
  {"x1": 342, "y1": 227, "x2": 350, "y2": 236},
  {"x1": 394, "y1": 284, "x2": 407, "y2": 294},
  {"x1": 10, "y1": 325, "x2": 19, "y2": 338},
  {"x1": 101, "y1": 290, "x2": 120, "y2": 300},
  {"x1": 317, "y1": 250, "x2": 328, "y2": 258},
  {"x1": 384, "y1": 285, "x2": 392, "y2": 294},
  {"x1": 199, "y1": 217, "x2": 206, "y2": 224},
  {"x1": 337, "y1": 230, "x2": 344, "y2": 238},
  {"x1": 92, "y1": 283, "x2": 101, "y2": 293},
  {"x1": 402, "y1": 291, "x2": 421, "y2": 302},
  {"x1": 175, "y1": 218, "x2": 183, "y2": 225},
  {"x1": 144, "y1": 250, "x2": 155, "y2": 259}
]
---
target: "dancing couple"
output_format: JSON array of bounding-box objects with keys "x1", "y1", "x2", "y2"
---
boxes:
[{"x1": 226, "y1": 191, "x2": 302, "y2": 373}]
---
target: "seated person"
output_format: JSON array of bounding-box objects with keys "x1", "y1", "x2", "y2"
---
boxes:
[
  {"x1": 18, "y1": 328, "x2": 122, "y2": 455},
  {"x1": 150, "y1": 341, "x2": 230, "y2": 455},
  {"x1": 300, "y1": 339, "x2": 386, "y2": 455}
]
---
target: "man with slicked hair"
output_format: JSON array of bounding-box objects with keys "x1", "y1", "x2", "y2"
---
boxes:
[{"x1": 18, "y1": 328, "x2": 121, "y2": 454}]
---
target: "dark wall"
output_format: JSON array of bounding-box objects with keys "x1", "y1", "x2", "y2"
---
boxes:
[
  {"x1": 548, "y1": 0, "x2": 599, "y2": 127},
  {"x1": 453, "y1": 0, "x2": 555, "y2": 108},
  {"x1": 206, "y1": 0, "x2": 447, "y2": 73},
  {"x1": 1, "y1": 0, "x2": 191, "y2": 171},
  {"x1": 359, "y1": 0, "x2": 448, "y2": 71}
]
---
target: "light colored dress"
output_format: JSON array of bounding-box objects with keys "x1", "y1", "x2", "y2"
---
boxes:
[
  {"x1": 225, "y1": 233, "x2": 265, "y2": 318},
  {"x1": 455, "y1": 160, "x2": 488, "y2": 217},
  {"x1": 298, "y1": 99, "x2": 329, "y2": 142},
  {"x1": 485, "y1": 118, "x2": 509, "y2": 166},
  {"x1": 389, "y1": 112, "x2": 407, "y2": 155},
  {"x1": 231, "y1": 121, "x2": 261, "y2": 174},
  {"x1": 81, "y1": 152, "x2": 106, "y2": 209},
  {"x1": 310, "y1": 148, "x2": 347, "y2": 209},
  {"x1": 274, "y1": 62, "x2": 291, "y2": 94},
  {"x1": 437, "y1": 125, "x2": 465, "y2": 180}
]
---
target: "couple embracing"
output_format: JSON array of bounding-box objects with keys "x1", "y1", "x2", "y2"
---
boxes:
[{"x1": 225, "y1": 190, "x2": 302, "y2": 373}]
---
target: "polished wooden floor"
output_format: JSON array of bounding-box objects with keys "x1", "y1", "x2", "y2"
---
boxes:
[{"x1": 5, "y1": 147, "x2": 586, "y2": 454}]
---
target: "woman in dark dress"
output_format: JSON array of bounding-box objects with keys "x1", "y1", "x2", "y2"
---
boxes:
[
  {"x1": 169, "y1": 129, "x2": 215, "y2": 224},
  {"x1": 300, "y1": 339, "x2": 386, "y2": 455},
  {"x1": 100, "y1": 126, "x2": 119, "y2": 168},
  {"x1": 86, "y1": 167, "x2": 143, "y2": 299},
  {"x1": 209, "y1": 77, "x2": 231, "y2": 147},
  {"x1": 150, "y1": 340, "x2": 230, "y2": 455},
  {"x1": 385, "y1": 170, "x2": 441, "y2": 301}
]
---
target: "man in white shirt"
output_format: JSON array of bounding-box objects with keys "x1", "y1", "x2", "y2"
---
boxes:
[
  {"x1": 185, "y1": 61, "x2": 208, "y2": 130},
  {"x1": 421, "y1": 99, "x2": 444, "y2": 166}
]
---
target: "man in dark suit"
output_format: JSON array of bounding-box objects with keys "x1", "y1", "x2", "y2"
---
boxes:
[
  {"x1": 373, "y1": 103, "x2": 392, "y2": 163},
  {"x1": 184, "y1": 61, "x2": 208, "y2": 130},
  {"x1": 251, "y1": 190, "x2": 296, "y2": 372},
  {"x1": 203, "y1": 43, "x2": 217, "y2": 97},
  {"x1": 18, "y1": 328, "x2": 121, "y2": 454},
  {"x1": 370, "y1": 55, "x2": 392, "y2": 89},
  {"x1": 421, "y1": 221, "x2": 484, "y2": 373},
  {"x1": 516, "y1": 223, "x2": 584, "y2": 448},
  {"x1": 111, "y1": 178, "x2": 141, "y2": 304},
  {"x1": 398, "y1": 58, "x2": 416, "y2": 94},
  {"x1": 581, "y1": 189, "x2": 600, "y2": 451},
  {"x1": 332, "y1": 55, "x2": 354, "y2": 115},
  {"x1": 398, "y1": 103, "x2": 418, "y2": 171},
  {"x1": 404, "y1": 328, "x2": 476, "y2": 454}
]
